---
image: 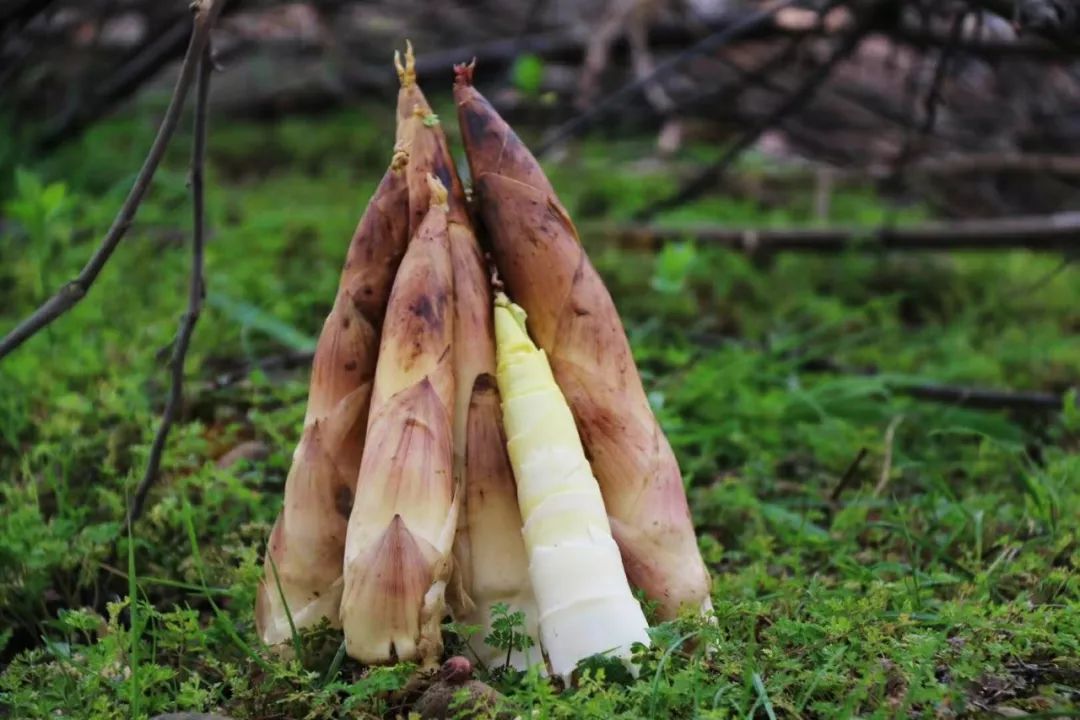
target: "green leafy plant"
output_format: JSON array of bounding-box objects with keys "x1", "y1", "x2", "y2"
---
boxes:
[{"x1": 485, "y1": 602, "x2": 536, "y2": 671}]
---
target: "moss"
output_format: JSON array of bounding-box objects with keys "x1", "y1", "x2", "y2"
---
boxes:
[{"x1": 0, "y1": 105, "x2": 1077, "y2": 719}]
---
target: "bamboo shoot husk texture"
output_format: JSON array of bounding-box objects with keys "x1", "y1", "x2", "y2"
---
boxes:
[{"x1": 455, "y1": 63, "x2": 712, "y2": 621}]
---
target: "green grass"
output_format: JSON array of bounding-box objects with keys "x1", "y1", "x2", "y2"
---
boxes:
[{"x1": 0, "y1": 100, "x2": 1078, "y2": 719}]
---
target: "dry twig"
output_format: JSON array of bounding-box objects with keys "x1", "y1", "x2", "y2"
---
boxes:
[
  {"x1": 534, "y1": 0, "x2": 801, "y2": 155},
  {"x1": 127, "y1": 40, "x2": 215, "y2": 526},
  {"x1": 874, "y1": 415, "x2": 904, "y2": 497},
  {"x1": 638, "y1": 0, "x2": 883, "y2": 219},
  {"x1": 0, "y1": 0, "x2": 226, "y2": 363}
]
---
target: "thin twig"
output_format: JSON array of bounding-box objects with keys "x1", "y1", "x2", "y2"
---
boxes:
[
  {"x1": 673, "y1": 33, "x2": 943, "y2": 151},
  {"x1": 206, "y1": 350, "x2": 316, "y2": 388},
  {"x1": 874, "y1": 415, "x2": 904, "y2": 497},
  {"x1": 127, "y1": 42, "x2": 213, "y2": 527},
  {"x1": 789, "y1": 355, "x2": 1070, "y2": 413},
  {"x1": 866, "y1": 152, "x2": 1080, "y2": 178},
  {"x1": 636, "y1": 1, "x2": 877, "y2": 219},
  {"x1": 0, "y1": 0, "x2": 225, "y2": 363},
  {"x1": 534, "y1": 0, "x2": 801, "y2": 156},
  {"x1": 671, "y1": 30, "x2": 809, "y2": 118},
  {"x1": 39, "y1": 17, "x2": 193, "y2": 150},
  {"x1": 891, "y1": 8, "x2": 966, "y2": 176},
  {"x1": 830, "y1": 447, "x2": 869, "y2": 501},
  {"x1": 893, "y1": 24, "x2": 1078, "y2": 59}
]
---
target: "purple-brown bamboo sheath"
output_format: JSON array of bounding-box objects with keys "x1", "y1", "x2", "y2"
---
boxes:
[
  {"x1": 340, "y1": 175, "x2": 458, "y2": 665},
  {"x1": 454, "y1": 62, "x2": 712, "y2": 620},
  {"x1": 255, "y1": 154, "x2": 410, "y2": 646},
  {"x1": 395, "y1": 43, "x2": 542, "y2": 664}
]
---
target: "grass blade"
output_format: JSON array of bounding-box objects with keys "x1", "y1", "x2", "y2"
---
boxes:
[{"x1": 751, "y1": 672, "x2": 776, "y2": 720}]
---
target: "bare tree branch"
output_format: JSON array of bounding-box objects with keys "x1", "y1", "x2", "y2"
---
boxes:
[
  {"x1": 890, "y1": 8, "x2": 966, "y2": 176},
  {"x1": 534, "y1": 0, "x2": 802, "y2": 156},
  {"x1": 39, "y1": 18, "x2": 193, "y2": 151},
  {"x1": 893, "y1": 24, "x2": 1079, "y2": 58},
  {"x1": 202, "y1": 348, "x2": 1071, "y2": 415},
  {"x1": 870, "y1": 151, "x2": 1080, "y2": 176},
  {"x1": 127, "y1": 42, "x2": 213, "y2": 527},
  {"x1": 0, "y1": 0, "x2": 226, "y2": 363},
  {"x1": 636, "y1": 1, "x2": 882, "y2": 219}
]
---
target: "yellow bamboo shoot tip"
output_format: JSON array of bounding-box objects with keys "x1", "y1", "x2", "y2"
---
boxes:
[
  {"x1": 428, "y1": 174, "x2": 449, "y2": 210},
  {"x1": 394, "y1": 40, "x2": 416, "y2": 87},
  {"x1": 494, "y1": 291, "x2": 651, "y2": 680},
  {"x1": 391, "y1": 145, "x2": 409, "y2": 171}
]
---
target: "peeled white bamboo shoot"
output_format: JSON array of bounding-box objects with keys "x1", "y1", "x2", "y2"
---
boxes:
[{"x1": 493, "y1": 293, "x2": 650, "y2": 680}]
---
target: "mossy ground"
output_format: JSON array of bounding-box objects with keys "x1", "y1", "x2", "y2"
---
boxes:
[{"x1": 0, "y1": 98, "x2": 1077, "y2": 719}]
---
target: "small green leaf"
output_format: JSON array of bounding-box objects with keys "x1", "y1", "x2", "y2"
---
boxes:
[
  {"x1": 511, "y1": 54, "x2": 544, "y2": 97},
  {"x1": 651, "y1": 241, "x2": 697, "y2": 294},
  {"x1": 484, "y1": 602, "x2": 534, "y2": 669}
]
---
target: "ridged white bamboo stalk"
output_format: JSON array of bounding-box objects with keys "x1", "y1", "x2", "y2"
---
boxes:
[{"x1": 493, "y1": 292, "x2": 650, "y2": 680}]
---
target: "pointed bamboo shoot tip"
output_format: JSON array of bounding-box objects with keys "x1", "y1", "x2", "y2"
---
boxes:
[
  {"x1": 395, "y1": 40, "x2": 416, "y2": 87},
  {"x1": 427, "y1": 174, "x2": 449, "y2": 211},
  {"x1": 453, "y1": 59, "x2": 476, "y2": 87},
  {"x1": 494, "y1": 292, "x2": 528, "y2": 331},
  {"x1": 391, "y1": 145, "x2": 409, "y2": 171}
]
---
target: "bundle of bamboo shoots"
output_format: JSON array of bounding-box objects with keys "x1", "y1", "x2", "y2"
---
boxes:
[{"x1": 256, "y1": 48, "x2": 711, "y2": 676}]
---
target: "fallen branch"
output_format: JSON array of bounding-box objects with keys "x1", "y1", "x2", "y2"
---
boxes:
[
  {"x1": 830, "y1": 446, "x2": 870, "y2": 501},
  {"x1": 203, "y1": 346, "x2": 1071, "y2": 416},
  {"x1": 592, "y1": 212, "x2": 1080, "y2": 253},
  {"x1": 791, "y1": 356, "x2": 1070, "y2": 412},
  {"x1": 888, "y1": 152, "x2": 1080, "y2": 177},
  {"x1": 899, "y1": 382, "x2": 1065, "y2": 411},
  {"x1": 891, "y1": 8, "x2": 967, "y2": 175},
  {"x1": 127, "y1": 42, "x2": 213, "y2": 526},
  {"x1": 0, "y1": 0, "x2": 225, "y2": 363},
  {"x1": 893, "y1": 25, "x2": 1080, "y2": 59}
]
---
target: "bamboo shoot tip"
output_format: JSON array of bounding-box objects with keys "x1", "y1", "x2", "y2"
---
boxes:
[
  {"x1": 494, "y1": 294, "x2": 528, "y2": 332},
  {"x1": 489, "y1": 264, "x2": 504, "y2": 294},
  {"x1": 427, "y1": 174, "x2": 449, "y2": 210},
  {"x1": 395, "y1": 41, "x2": 416, "y2": 87},
  {"x1": 391, "y1": 145, "x2": 409, "y2": 171},
  {"x1": 453, "y1": 59, "x2": 476, "y2": 88}
]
